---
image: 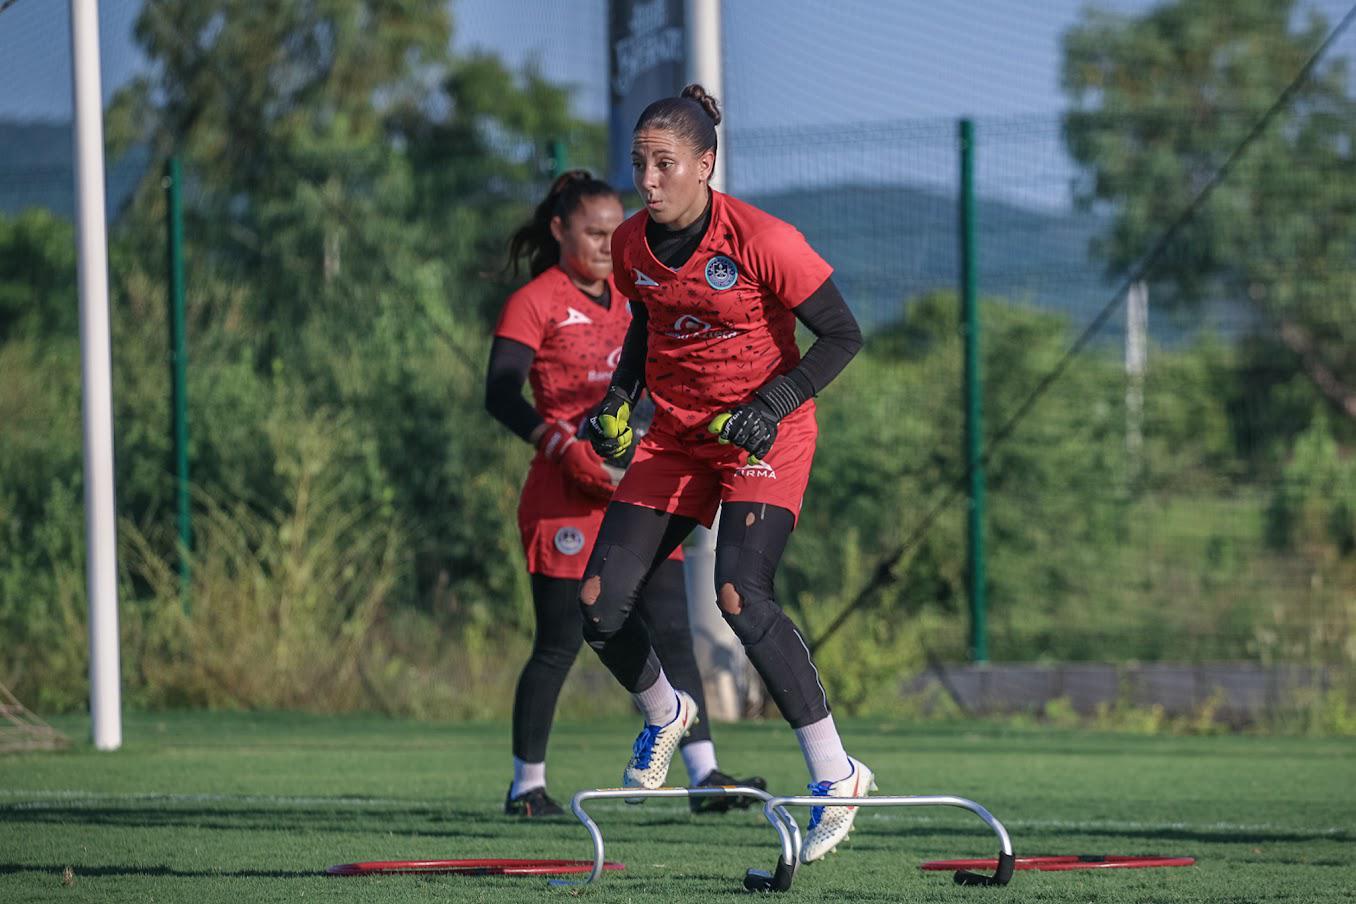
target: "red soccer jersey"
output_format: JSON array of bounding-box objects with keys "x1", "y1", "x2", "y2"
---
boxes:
[
  {"x1": 611, "y1": 190, "x2": 833, "y2": 433},
  {"x1": 493, "y1": 266, "x2": 630, "y2": 429}
]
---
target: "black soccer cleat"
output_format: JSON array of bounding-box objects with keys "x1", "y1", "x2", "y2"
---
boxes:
[
  {"x1": 690, "y1": 769, "x2": 769, "y2": 814},
  {"x1": 504, "y1": 785, "x2": 565, "y2": 818}
]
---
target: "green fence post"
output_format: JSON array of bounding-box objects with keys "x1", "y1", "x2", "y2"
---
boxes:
[
  {"x1": 549, "y1": 138, "x2": 568, "y2": 179},
  {"x1": 165, "y1": 156, "x2": 191, "y2": 609},
  {"x1": 959, "y1": 119, "x2": 988, "y2": 664}
]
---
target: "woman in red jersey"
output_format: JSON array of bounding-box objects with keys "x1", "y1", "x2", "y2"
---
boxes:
[
  {"x1": 579, "y1": 87, "x2": 869, "y2": 862},
  {"x1": 486, "y1": 170, "x2": 761, "y2": 818}
]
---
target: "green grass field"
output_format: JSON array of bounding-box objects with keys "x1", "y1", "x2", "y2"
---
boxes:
[{"x1": 2, "y1": 712, "x2": 1352, "y2": 903}]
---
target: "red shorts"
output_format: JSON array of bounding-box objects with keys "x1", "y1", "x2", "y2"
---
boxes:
[
  {"x1": 613, "y1": 407, "x2": 818, "y2": 528},
  {"x1": 517, "y1": 455, "x2": 682, "y2": 580}
]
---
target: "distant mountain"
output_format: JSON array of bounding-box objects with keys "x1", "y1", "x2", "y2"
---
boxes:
[
  {"x1": 746, "y1": 182, "x2": 1120, "y2": 332},
  {"x1": 0, "y1": 120, "x2": 149, "y2": 221}
]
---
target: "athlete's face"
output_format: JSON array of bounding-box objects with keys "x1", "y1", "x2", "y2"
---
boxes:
[
  {"x1": 631, "y1": 129, "x2": 715, "y2": 229},
  {"x1": 552, "y1": 194, "x2": 624, "y2": 284}
]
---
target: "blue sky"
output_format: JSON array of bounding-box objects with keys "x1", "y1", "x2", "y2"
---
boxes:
[
  {"x1": 2, "y1": 0, "x2": 1352, "y2": 207},
  {"x1": 0, "y1": 0, "x2": 1154, "y2": 123}
]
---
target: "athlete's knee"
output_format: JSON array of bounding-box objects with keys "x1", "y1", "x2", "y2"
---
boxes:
[
  {"x1": 529, "y1": 636, "x2": 581, "y2": 674},
  {"x1": 714, "y1": 546, "x2": 776, "y2": 630},
  {"x1": 578, "y1": 543, "x2": 650, "y2": 639},
  {"x1": 721, "y1": 594, "x2": 782, "y2": 645},
  {"x1": 718, "y1": 582, "x2": 743, "y2": 616}
]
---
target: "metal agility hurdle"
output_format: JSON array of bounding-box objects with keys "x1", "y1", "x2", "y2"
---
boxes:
[
  {"x1": 554, "y1": 786, "x2": 1015, "y2": 893},
  {"x1": 549, "y1": 786, "x2": 798, "y2": 888},
  {"x1": 747, "y1": 793, "x2": 1015, "y2": 892}
]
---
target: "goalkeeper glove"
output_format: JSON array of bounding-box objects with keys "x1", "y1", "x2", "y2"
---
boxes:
[
  {"x1": 535, "y1": 421, "x2": 576, "y2": 462},
  {"x1": 560, "y1": 439, "x2": 621, "y2": 501},
  {"x1": 709, "y1": 395, "x2": 780, "y2": 460},
  {"x1": 586, "y1": 386, "x2": 635, "y2": 461}
]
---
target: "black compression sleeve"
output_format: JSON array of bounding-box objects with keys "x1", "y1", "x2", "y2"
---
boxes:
[
  {"x1": 610, "y1": 302, "x2": 649, "y2": 401},
  {"x1": 755, "y1": 277, "x2": 864, "y2": 419},
  {"x1": 484, "y1": 337, "x2": 545, "y2": 443}
]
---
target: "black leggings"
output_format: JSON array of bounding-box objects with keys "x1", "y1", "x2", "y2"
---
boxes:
[
  {"x1": 579, "y1": 502, "x2": 830, "y2": 729},
  {"x1": 511, "y1": 558, "x2": 712, "y2": 763}
]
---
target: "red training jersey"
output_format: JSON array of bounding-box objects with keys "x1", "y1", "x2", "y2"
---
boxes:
[
  {"x1": 611, "y1": 190, "x2": 833, "y2": 433},
  {"x1": 493, "y1": 266, "x2": 629, "y2": 430}
]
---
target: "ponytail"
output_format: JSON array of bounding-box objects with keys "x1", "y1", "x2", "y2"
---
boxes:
[{"x1": 506, "y1": 169, "x2": 619, "y2": 278}]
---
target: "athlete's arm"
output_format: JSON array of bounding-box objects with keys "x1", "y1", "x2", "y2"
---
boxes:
[
  {"x1": 757, "y1": 277, "x2": 862, "y2": 417},
  {"x1": 610, "y1": 301, "x2": 649, "y2": 401},
  {"x1": 484, "y1": 336, "x2": 546, "y2": 443},
  {"x1": 586, "y1": 302, "x2": 648, "y2": 460},
  {"x1": 716, "y1": 278, "x2": 861, "y2": 458}
]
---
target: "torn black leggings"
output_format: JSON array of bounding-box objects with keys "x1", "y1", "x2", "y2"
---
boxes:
[
  {"x1": 512, "y1": 560, "x2": 712, "y2": 762},
  {"x1": 579, "y1": 501, "x2": 831, "y2": 728}
]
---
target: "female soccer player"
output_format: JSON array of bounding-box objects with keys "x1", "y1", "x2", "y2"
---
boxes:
[
  {"x1": 580, "y1": 86, "x2": 869, "y2": 862},
  {"x1": 486, "y1": 169, "x2": 762, "y2": 817}
]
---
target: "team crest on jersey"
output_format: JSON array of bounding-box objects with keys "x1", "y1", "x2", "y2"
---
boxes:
[
  {"x1": 735, "y1": 459, "x2": 778, "y2": 479},
  {"x1": 554, "y1": 526, "x2": 586, "y2": 555},
  {"x1": 633, "y1": 268, "x2": 660, "y2": 287},
  {"x1": 560, "y1": 307, "x2": 593, "y2": 327},
  {"x1": 705, "y1": 255, "x2": 739, "y2": 290}
]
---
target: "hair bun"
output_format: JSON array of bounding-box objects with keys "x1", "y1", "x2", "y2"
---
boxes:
[
  {"x1": 549, "y1": 169, "x2": 592, "y2": 195},
  {"x1": 681, "y1": 83, "x2": 722, "y2": 126}
]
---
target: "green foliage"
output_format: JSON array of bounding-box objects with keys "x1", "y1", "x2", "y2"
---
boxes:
[
  {"x1": 1062, "y1": 0, "x2": 1356, "y2": 430},
  {"x1": 1268, "y1": 416, "x2": 1356, "y2": 558},
  {"x1": 0, "y1": 210, "x2": 78, "y2": 341},
  {"x1": 3, "y1": 1, "x2": 1353, "y2": 723},
  {"x1": 121, "y1": 410, "x2": 405, "y2": 711}
]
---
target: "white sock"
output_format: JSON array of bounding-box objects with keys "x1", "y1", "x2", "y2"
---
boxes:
[
  {"x1": 510, "y1": 757, "x2": 546, "y2": 799},
  {"x1": 632, "y1": 671, "x2": 679, "y2": 725},
  {"x1": 795, "y1": 714, "x2": 851, "y2": 785},
  {"x1": 681, "y1": 740, "x2": 719, "y2": 785}
]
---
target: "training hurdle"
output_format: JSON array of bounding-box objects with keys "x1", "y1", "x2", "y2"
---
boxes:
[
  {"x1": 746, "y1": 794, "x2": 1015, "y2": 892},
  {"x1": 554, "y1": 786, "x2": 1014, "y2": 893},
  {"x1": 550, "y1": 786, "x2": 798, "y2": 888}
]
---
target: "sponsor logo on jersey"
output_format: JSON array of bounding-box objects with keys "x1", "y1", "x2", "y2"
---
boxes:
[
  {"x1": 734, "y1": 459, "x2": 778, "y2": 479},
  {"x1": 705, "y1": 255, "x2": 739, "y2": 291},
  {"x1": 633, "y1": 268, "x2": 660, "y2": 288},
  {"x1": 559, "y1": 307, "x2": 593, "y2": 327},
  {"x1": 554, "y1": 526, "x2": 586, "y2": 555},
  {"x1": 586, "y1": 345, "x2": 623, "y2": 383},
  {"x1": 665, "y1": 314, "x2": 739, "y2": 341}
]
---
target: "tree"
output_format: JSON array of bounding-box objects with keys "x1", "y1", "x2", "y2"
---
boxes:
[
  {"x1": 1062, "y1": 0, "x2": 1356, "y2": 423},
  {"x1": 97, "y1": 0, "x2": 609, "y2": 623},
  {"x1": 0, "y1": 210, "x2": 77, "y2": 342},
  {"x1": 106, "y1": 1, "x2": 454, "y2": 349}
]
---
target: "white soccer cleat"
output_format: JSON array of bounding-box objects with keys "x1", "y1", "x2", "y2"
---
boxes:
[
  {"x1": 622, "y1": 690, "x2": 698, "y2": 798},
  {"x1": 799, "y1": 756, "x2": 876, "y2": 863}
]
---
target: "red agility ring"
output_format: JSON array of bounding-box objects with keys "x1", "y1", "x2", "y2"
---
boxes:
[
  {"x1": 922, "y1": 854, "x2": 1195, "y2": 873},
  {"x1": 327, "y1": 858, "x2": 625, "y2": 877}
]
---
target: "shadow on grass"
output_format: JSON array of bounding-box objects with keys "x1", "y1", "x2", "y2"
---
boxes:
[
  {"x1": 0, "y1": 862, "x2": 789, "y2": 892},
  {"x1": 845, "y1": 818, "x2": 1350, "y2": 850},
  {"x1": 0, "y1": 863, "x2": 321, "y2": 880},
  {"x1": 0, "y1": 802, "x2": 778, "y2": 851},
  {"x1": 0, "y1": 804, "x2": 514, "y2": 841}
]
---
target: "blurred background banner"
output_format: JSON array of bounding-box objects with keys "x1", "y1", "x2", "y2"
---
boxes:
[
  {"x1": 608, "y1": 0, "x2": 686, "y2": 187},
  {"x1": 0, "y1": 0, "x2": 1352, "y2": 733}
]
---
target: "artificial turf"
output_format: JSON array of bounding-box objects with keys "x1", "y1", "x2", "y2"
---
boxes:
[{"x1": 1, "y1": 711, "x2": 1352, "y2": 902}]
